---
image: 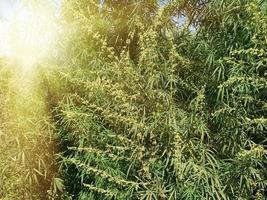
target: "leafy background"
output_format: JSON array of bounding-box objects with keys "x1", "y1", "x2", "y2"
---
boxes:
[{"x1": 0, "y1": 0, "x2": 266, "y2": 199}]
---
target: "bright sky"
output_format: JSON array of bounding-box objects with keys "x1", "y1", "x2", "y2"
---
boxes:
[
  {"x1": 0, "y1": 0, "x2": 61, "y2": 20},
  {"x1": 0, "y1": 1, "x2": 14, "y2": 20},
  {"x1": 0, "y1": 0, "x2": 61, "y2": 66}
]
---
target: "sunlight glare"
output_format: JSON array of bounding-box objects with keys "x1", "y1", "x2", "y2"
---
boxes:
[{"x1": 0, "y1": 2, "x2": 58, "y2": 70}]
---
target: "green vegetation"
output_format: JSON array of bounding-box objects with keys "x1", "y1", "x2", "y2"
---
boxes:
[
  {"x1": 0, "y1": 62, "x2": 58, "y2": 199},
  {"x1": 0, "y1": 0, "x2": 266, "y2": 199}
]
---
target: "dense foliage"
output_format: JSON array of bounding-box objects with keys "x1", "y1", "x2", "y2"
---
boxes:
[
  {"x1": 0, "y1": 62, "x2": 58, "y2": 199},
  {"x1": 0, "y1": 0, "x2": 266, "y2": 199},
  {"x1": 44, "y1": 0, "x2": 266, "y2": 199}
]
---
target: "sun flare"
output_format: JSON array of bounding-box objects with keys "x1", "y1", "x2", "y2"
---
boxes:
[{"x1": 0, "y1": 2, "x2": 58, "y2": 69}]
